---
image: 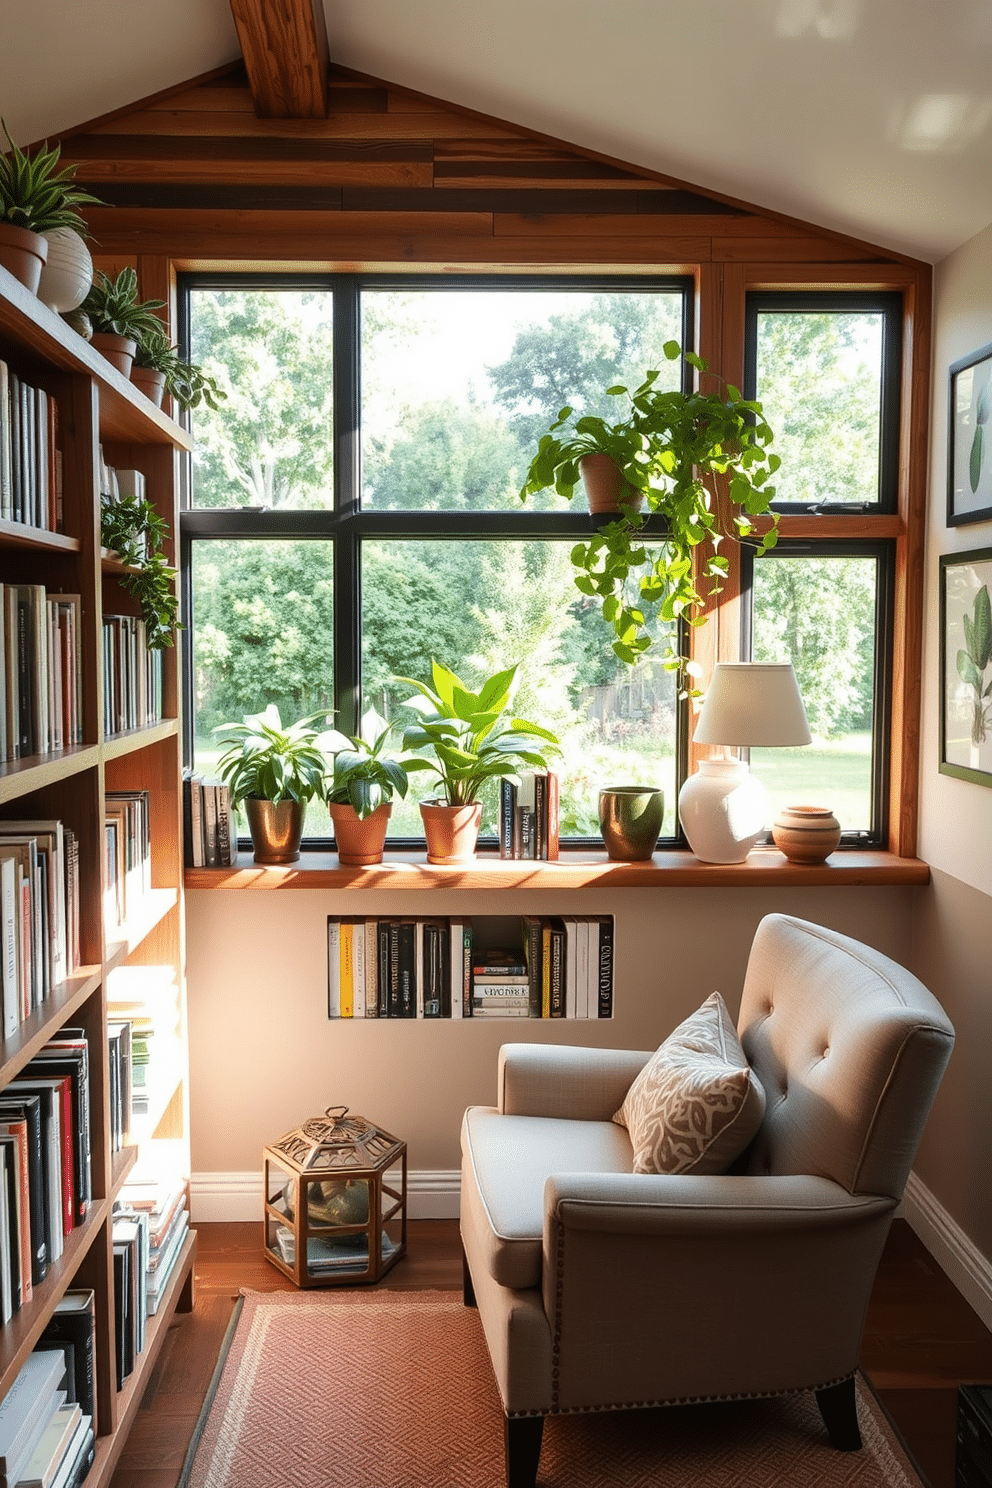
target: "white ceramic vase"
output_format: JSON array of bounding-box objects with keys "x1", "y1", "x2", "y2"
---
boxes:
[
  {"x1": 37, "y1": 226, "x2": 92, "y2": 313},
  {"x1": 677, "y1": 757, "x2": 768, "y2": 864}
]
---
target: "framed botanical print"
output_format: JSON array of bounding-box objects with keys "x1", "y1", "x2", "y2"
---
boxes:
[
  {"x1": 948, "y1": 342, "x2": 992, "y2": 526},
  {"x1": 940, "y1": 547, "x2": 992, "y2": 786}
]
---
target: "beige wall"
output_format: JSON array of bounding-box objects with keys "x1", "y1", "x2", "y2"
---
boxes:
[
  {"x1": 186, "y1": 884, "x2": 919, "y2": 1178},
  {"x1": 910, "y1": 219, "x2": 992, "y2": 1260}
]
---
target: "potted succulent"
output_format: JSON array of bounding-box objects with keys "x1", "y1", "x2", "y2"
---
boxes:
[
  {"x1": 520, "y1": 341, "x2": 781, "y2": 676},
  {"x1": 396, "y1": 661, "x2": 559, "y2": 864},
  {"x1": 214, "y1": 705, "x2": 331, "y2": 864},
  {"x1": 131, "y1": 322, "x2": 226, "y2": 411},
  {"x1": 81, "y1": 267, "x2": 166, "y2": 377},
  {"x1": 0, "y1": 121, "x2": 101, "y2": 297},
  {"x1": 324, "y1": 720, "x2": 422, "y2": 866}
]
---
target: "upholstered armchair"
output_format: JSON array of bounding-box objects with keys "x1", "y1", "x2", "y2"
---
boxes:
[{"x1": 459, "y1": 913, "x2": 954, "y2": 1488}]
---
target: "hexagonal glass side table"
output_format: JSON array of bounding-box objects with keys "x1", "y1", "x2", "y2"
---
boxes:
[{"x1": 263, "y1": 1106, "x2": 407, "y2": 1286}]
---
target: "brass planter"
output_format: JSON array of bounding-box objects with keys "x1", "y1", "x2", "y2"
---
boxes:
[
  {"x1": 598, "y1": 786, "x2": 665, "y2": 861},
  {"x1": 245, "y1": 797, "x2": 306, "y2": 864}
]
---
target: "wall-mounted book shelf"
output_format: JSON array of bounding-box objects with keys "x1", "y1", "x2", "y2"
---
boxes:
[{"x1": 0, "y1": 263, "x2": 193, "y2": 1487}]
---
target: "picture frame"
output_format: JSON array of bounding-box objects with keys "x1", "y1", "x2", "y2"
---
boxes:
[
  {"x1": 948, "y1": 342, "x2": 992, "y2": 526},
  {"x1": 940, "y1": 547, "x2": 992, "y2": 787}
]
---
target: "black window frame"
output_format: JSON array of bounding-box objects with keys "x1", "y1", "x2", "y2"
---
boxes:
[{"x1": 178, "y1": 270, "x2": 695, "y2": 851}]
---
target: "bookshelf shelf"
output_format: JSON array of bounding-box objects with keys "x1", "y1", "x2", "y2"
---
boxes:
[{"x1": 0, "y1": 260, "x2": 191, "y2": 1478}]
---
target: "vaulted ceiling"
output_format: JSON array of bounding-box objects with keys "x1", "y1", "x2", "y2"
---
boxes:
[{"x1": 2, "y1": 0, "x2": 991, "y2": 264}]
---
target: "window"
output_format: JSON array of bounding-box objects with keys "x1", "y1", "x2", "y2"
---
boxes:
[
  {"x1": 180, "y1": 275, "x2": 691, "y2": 845},
  {"x1": 744, "y1": 294, "x2": 902, "y2": 844}
]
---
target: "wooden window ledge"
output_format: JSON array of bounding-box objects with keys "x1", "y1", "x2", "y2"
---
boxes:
[{"x1": 184, "y1": 848, "x2": 929, "y2": 891}]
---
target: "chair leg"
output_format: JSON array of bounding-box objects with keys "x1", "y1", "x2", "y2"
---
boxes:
[
  {"x1": 504, "y1": 1414, "x2": 544, "y2": 1488},
  {"x1": 462, "y1": 1247, "x2": 477, "y2": 1308},
  {"x1": 815, "y1": 1378, "x2": 862, "y2": 1450}
]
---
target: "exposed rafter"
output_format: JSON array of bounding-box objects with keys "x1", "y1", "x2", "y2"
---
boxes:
[{"x1": 228, "y1": 0, "x2": 329, "y2": 118}]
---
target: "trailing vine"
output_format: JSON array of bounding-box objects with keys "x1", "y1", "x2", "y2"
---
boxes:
[{"x1": 100, "y1": 493, "x2": 180, "y2": 649}]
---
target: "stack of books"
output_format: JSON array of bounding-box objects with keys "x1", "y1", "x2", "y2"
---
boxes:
[{"x1": 118, "y1": 1174, "x2": 190, "y2": 1317}]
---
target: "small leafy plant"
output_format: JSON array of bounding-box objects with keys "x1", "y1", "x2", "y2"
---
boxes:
[
  {"x1": 396, "y1": 661, "x2": 559, "y2": 808},
  {"x1": 0, "y1": 121, "x2": 102, "y2": 235},
  {"x1": 521, "y1": 341, "x2": 781, "y2": 676},
  {"x1": 133, "y1": 324, "x2": 226, "y2": 411},
  {"x1": 100, "y1": 492, "x2": 180, "y2": 649},
  {"x1": 957, "y1": 584, "x2": 992, "y2": 746},
  {"x1": 325, "y1": 721, "x2": 420, "y2": 819},
  {"x1": 82, "y1": 267, "x2": 165, "y2": 343},
  {"x1": 214, "y1": 706, "x2": 331, "y2": 806}
]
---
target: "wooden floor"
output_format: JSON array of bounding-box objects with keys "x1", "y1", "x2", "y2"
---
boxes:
[{"x1": 109, "y1": 1218, "x2": 992, "y2": 1488}]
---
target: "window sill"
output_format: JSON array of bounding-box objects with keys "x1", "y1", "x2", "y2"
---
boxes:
[{"x1": 184, "y1": 847, "x2": 929, "y2": 891}]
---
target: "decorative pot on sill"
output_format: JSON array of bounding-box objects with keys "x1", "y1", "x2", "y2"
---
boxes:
[
  {"x1": 37, "y1": 226, "x2": 92, "y2": 313},
  {"x1": 0, "y1": 223, "x2": 48, "y2": 295},
  {"x1": 598, "y1": 786, "x2": 665, "y2": 861},
  {"x1": 328, "y1": 801, "x2": 391, "y2": 866},
  {"x1": 771, "y1": 804, "x2": 842, "y2": 864},
  {"x1": 578, "y1": 453, "x2": 643, "y2": 516},
  {"x1": 90, "y1": 331, "x2": 136, "y2": 378},
  {"x1": 419, "y1": 799, "x2": 483, "y2": 865},
  {"x1": 130, "y1": 365, "x2": 166, "y2": 408},
  {"x1": 245, "y1": 797, "x2": 306, "y2": 864}
]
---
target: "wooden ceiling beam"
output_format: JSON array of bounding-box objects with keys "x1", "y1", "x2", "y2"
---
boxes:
[{"x1": 228, "y1": 0, "x2": 329, "y2": 118}]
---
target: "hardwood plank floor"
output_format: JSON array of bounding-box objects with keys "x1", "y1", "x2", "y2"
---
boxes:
[{"x1": 109, "y1": 1218, "x2": 992, "y2": 1488}]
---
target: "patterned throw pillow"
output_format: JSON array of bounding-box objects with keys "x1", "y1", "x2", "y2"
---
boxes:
[{"x1": 613, "y1": 992, "x2": 766, "y2": 1175}]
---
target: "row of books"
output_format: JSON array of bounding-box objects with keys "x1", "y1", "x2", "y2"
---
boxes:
[
  {"x1": 0, "y1": 1028, "x2": 92, "y2": 1325},
  {"x1": 102, "y1": 615, "x2": 163, "y2": 737},
  {"x1": 0, "y1": 584, "x2": 82, "y2": 762},
  {"x1": 0, "y1": 361, "x2": 63, "y2": 533},
  {"x1": 103, "y1": 789, "x2": 152, "y2": 934},
  {"x1": 498, "y1": 770, "x2": 559, "y2": 860},
  {"x1": 108, "y1": 1020, "x2": 133, "y2": 1155},
  {"x1": 108, "y1": 965, "x2": 182, "y2": 1136},
  {"x1": 0, "y1": 819, "x2": 78, "y2": 1042},
  {"x1": 182, "y1": 773, "x2": 237, "y2": 868},
  {"x1": 0, "y1": 1319, "x2": 94, "y2": 1488},
  {"x1": 116, "y1": 1174, "x2": 190, "y2": 1322},
  {"x1": 327, "y1": 915, "x2": 614, "y2": 1019}
]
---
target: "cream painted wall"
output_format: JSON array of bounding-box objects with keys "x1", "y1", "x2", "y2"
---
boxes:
[
  {"x1": 185, "y1": 884, "x2": 919, "y2": 1180},
  {"x1": 910, "y1": 218, "x2": 992, "y2": 1264}
]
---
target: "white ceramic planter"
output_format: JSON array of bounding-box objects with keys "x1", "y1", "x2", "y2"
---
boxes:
[{"x1": 37, "y1": 226, "x2": 92, "y2": 312}]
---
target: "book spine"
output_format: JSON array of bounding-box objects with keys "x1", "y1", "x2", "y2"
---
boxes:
[
  {"x1": 597, "y1": 916, "x2": 614, "y2": 1018},
  {"x1": 326, "y1": 919, "x2": 341, "y2": 1017},
  {"x1": 549, "y1": 918, "x2": 566, "y2": 1018},
  {"x1": 533, "y1": 771, "x2": 547, "y2": 860},
  {"x1": 387, "y1": 921, "x2": 401, "y2": 1018},
  {"x1": 398, "y1": 920, "x2": 415, "y2": 1018},
  {"x1": 498, "y1": 778, "x2": 516, "y2": 859},
  {"x1": 546, "y1": 771, "x2": 560, "y2": 860},
  {"x1": 377, "y1": 921, "x2": 390, "y2": 1017},
  {"x1": 522, "y1": 916, "x2": 543, "y2": 1019}
]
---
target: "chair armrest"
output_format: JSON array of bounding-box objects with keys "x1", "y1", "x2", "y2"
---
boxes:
[
  {"x1": 540, "y1": 1173, "x2": 897, "y2": 1411},
  {"x1": 498, "y1": 1042, "x2": 651, "y2": 1120}
]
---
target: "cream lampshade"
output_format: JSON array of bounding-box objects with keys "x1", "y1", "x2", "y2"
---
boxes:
[{"x1": 678, "y1": 663, "x2": 812, "y2": 864}]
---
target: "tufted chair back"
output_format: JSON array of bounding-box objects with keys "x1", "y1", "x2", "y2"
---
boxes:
[{"x1": 737, "y1": 914, "x2": 954, "y2": 1199}]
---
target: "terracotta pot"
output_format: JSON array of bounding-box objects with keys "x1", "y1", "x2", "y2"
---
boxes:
[
  {"x1": 419, "y1": 799, "x2": 483, "y2": 865},
  {"x1": 0, "y1": 223, "x2": 48, "y2": 295},
  {"x1": 771, "y1": 804, "x2": 842, "y2": 864},
  {"x1": 245, "y1": 797, "x2": 306, "y2": 864},
  {"x1": 328, "y1": 801, "x2": 392, "y2": 865},
  {"x1": 37, "y1": 226, "x2": 92, "y2": 312},
  {"x1": 130, "y1": 365, "x2": 167, "y2": 408},
  {"x1": 598, "y1": 786, "x2": 665, "y2": 861},
  {"x1": 578, "y1": 453, "x2": 643, "y2": 516},
  {"x1": 91, "y1": 331, "x2": 137, "y2": 378}
]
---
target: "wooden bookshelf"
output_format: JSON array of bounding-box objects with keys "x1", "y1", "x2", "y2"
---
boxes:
[{"x1": 0, "y1": 261, "x2": 192, "y2": 1484}]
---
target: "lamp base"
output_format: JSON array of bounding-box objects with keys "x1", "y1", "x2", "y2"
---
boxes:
[{"x1": 678, "y1": 758, "x2": 768, "y2": 864}]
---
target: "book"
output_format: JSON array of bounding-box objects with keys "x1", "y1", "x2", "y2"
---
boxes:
[
  {"x1": 0, "y1": 1136, "x2": 25, "y2": 1313},
  {"x1": 0, "y1": 1348, "x2": 65, "y2": 1488},
  {"x1": 15, "y1": 1404, "x2": 81, "y2": 1488},
  {"x1": 498, "y1": 778, "x2": 516, "y2": 858},
  {"x1": 28, "y1": 1036, "x2": 91, "y2": 1225},
  {"x1": 521, "y1": 915, "x2": 545, "y2": 1019},
  {"x1": 0, "y1": 1095, "x2": 46, "y2": 1285},
  {"x1": 39, "y1": 1291, "x2": 96, "y2": 1422},
  {"x1": 0, "y1": 855, "x2": 17, "y2": 1037},
  {"x1": 0, "y1": 1121, "x2": 31, "y2": 1302},
  {"x1": 326, "y1": 919, "x2": 341, "y2": 1017},
  {"x1": 339, "y1": 918, "x2": 355, "y2": 1018},
  {"x1": 595, "y1": 915, "x2": 614, "y2": 1019},
  {"x1": 6, "y1": 1078, "x2": 64, "y2": 1261},
  {"x1": 547, "y1": 916, "x2": 566, "y2": 1018},
  {"x1": 421, "y1": 918, "x2": 449, "y2": 1018}
]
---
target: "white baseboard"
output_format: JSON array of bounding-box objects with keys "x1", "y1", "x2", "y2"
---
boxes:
[
  {"x1": 902, "y1": 1171, "x2": 992, "y2": 1332},
  {"x1": 190, "y1": 1169, "x2": 461, "y2": 1223}
]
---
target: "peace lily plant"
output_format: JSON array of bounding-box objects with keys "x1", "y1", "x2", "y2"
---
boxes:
[
  {"x1": 214, "y1": 705, "x2": 334, "y2": 865},
  {"x1": 521, "y1": 341, "x2": 782, "y2": 682}
]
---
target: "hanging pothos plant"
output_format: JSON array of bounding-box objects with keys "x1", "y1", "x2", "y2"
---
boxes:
[{"x1": 100, "y1": 492, "x2": 180, "y2": 649}]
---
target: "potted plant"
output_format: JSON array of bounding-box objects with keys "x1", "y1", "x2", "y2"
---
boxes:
[
  {"x1": 520, "y1": 341, "x2": 781, "y2": 677},
  {"x1": 99, "y1": 488, "x2": 180, "y2": 650},
  {"x1": 214, "y1": 705, "x2": 331, "y2": 864},
  {"x1": 396, "y1": 661, "x2": 559, "y2": 864},
  {"x1": 0, "y1": 121, "x2": 101, "y2": 297},
  {"x1": 81, "y1": 267, "x2": 166, "y2": 377},
  {"x1": 131, "y1": 322, "x2": 226, "y2": 411},
  {"x1": 324, "y1": 720, "x2": 422, "y2": 865}
]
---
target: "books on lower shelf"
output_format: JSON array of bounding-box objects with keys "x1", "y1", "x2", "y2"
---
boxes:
[
  {"x1": 102, "y1": 615, "x2": 163, "y2": 737},
  {"x1": 0, "y1": 1332, "x2": 94, "y2": 1488},
  {"x1": 0, "y1": 585, "x2": 81, "y2": 763},
  {"x1": 498, "y1": 769, "x2": 559, "y2": 860},
  {"x1": 103, "y1": 789, "x2": 152, "y2": 933},
  {"x1": 0, "y1": 819, "x2": 78, "y2": 1037},
  {"x1": 327, "y1": 915, "x2": 613, "y2": 1019},
  {"x1": 181, "y1": 773, "x2": 237, "y2": 869}
]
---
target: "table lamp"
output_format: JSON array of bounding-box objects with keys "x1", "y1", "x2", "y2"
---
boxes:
[{"x1": 677, "y1": 662, "x2": 812, "y2": 863}]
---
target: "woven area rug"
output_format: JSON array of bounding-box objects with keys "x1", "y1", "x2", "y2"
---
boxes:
[{"x1": 184, "y1": 1290, "x2": 925, "y2": 1488}]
